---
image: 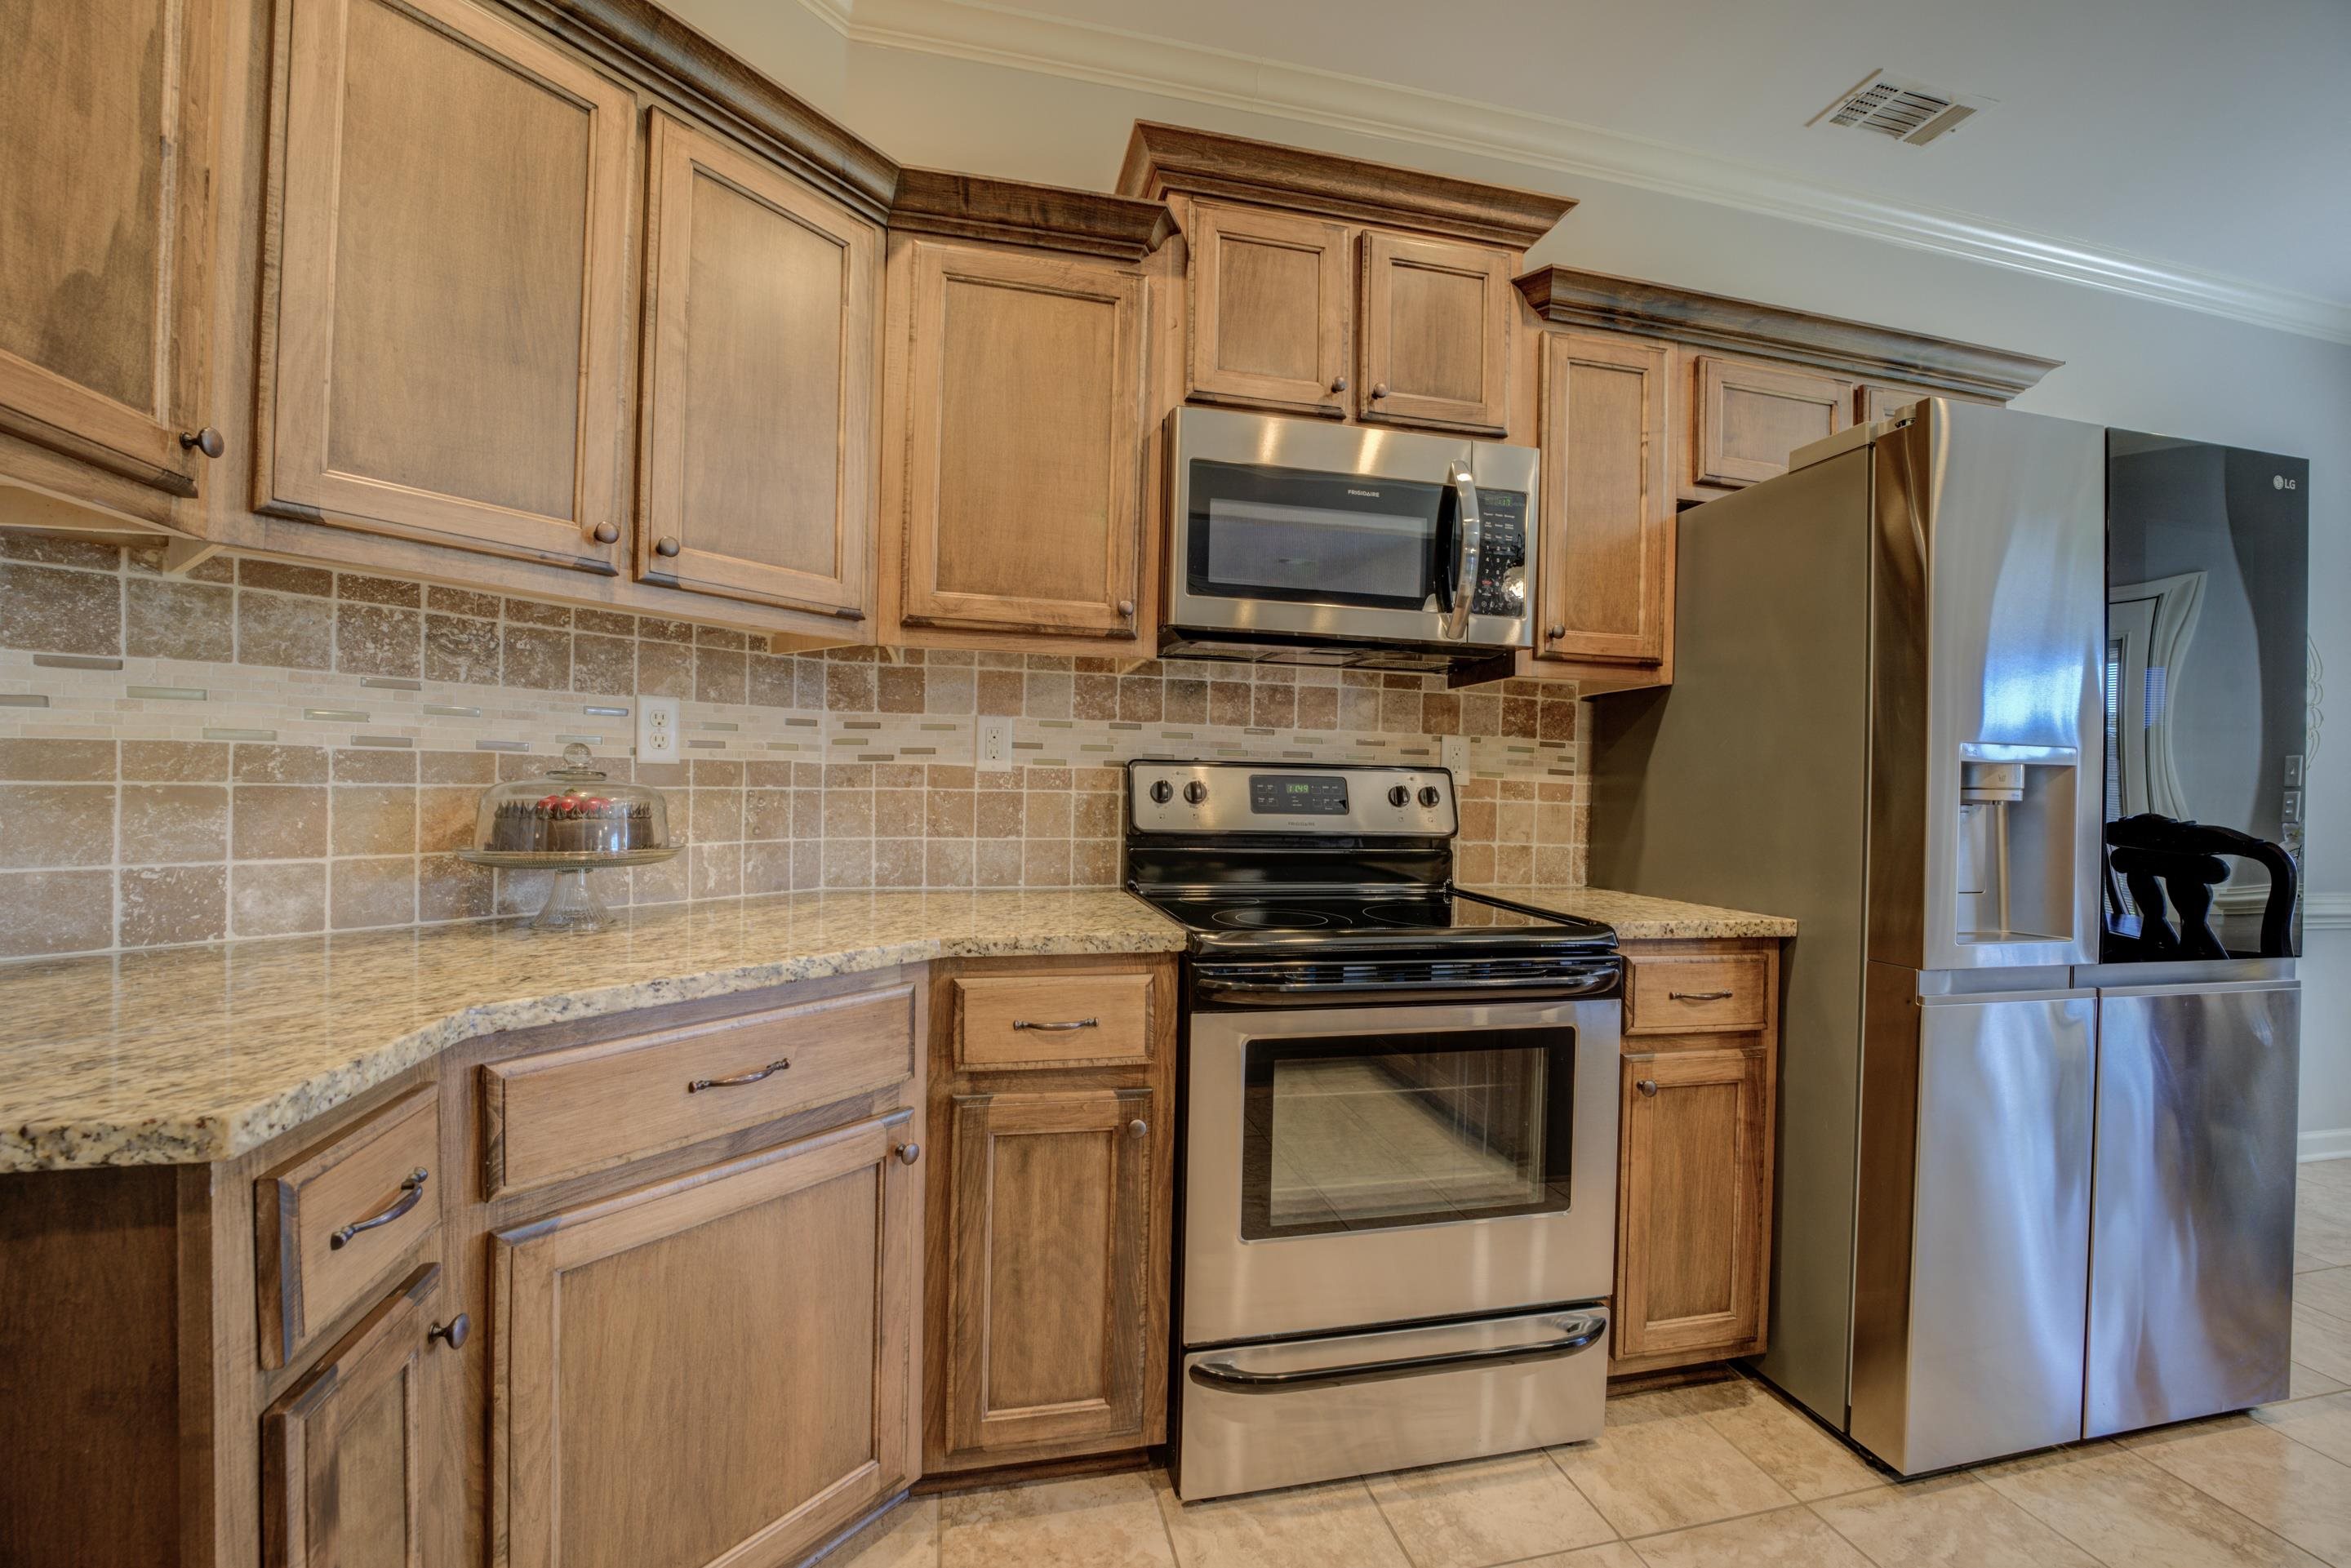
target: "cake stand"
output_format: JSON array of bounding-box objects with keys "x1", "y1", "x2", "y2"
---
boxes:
[{"x1": 454, "y1": 845, "x2": 680, "y2": 932}]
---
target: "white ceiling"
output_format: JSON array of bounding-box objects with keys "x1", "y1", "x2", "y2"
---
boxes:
[{"x1": 808, "y1": 0, "x2": 2351, "y2": 339}]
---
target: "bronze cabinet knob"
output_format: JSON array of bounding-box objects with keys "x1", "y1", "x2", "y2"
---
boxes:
[
  {"x1": 180, "y1": 427, "x2": 224, "y2": 459},
  {"x1": 1369, "y1": 383, "x2": 1389, "y2": 400},
  {"x1": 1117, "y1": 599, "x2": 1135, "y2": 617},
  {"x1": 1330, "y1": 375, "x2": 1348, "y2": 394},
  {"x1": 1636, "y1": 1079, "x2": 1660, "y2": 1099},
  {"x1": 1128, "y1": 1118, "x2": 1149, "y2": 1139},
  {"x1": 654, "y1": 535, "x2": 682, "y2": 557},
  {"x1": 895, "y1": 1142, "x2": 922, "y2": 1166},
  {"x1": 589, "y1": 522, "x2": 620, "y2": 544},
  {"x1": 1547, "y1": 624, "x2": 1566, "y2": 641},
  {"x1": 429, "y1": 1313, "x2": 471, "y2": 1350}
]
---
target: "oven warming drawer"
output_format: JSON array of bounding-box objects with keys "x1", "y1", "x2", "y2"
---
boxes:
[{"x1": 1176, "y1": 1307, "x2": 1609, "y2": 1501}]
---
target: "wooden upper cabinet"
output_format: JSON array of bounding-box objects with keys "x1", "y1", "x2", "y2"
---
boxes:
[
  {"x1": 1358, "y1": 233, "x2": 1513, "y2": 434},
  {"x1": 891, "y1": 241, "x2": 1145, "y2": 640},
  {"x1": 1184, "y1": 202, "x2": 1350, "y2": 417},
  {"x1": 491, "y1": 1111, "x2": 918, "y2": 1568},
  {"x1": 1535, "y1": 331, "x2": 1671, "y2": 666},
  {"x1": 943, "y1": 1086, "x2": 1156, "y2": 1465},
  {"x1": 1615, "y1": 1046, "x2": 1771, "y2": 1364},
  {"x1": 637, "y1": 112, "x2": 878, "y2": 620},
  {"x1": 263, "y1": 0, "x2": 635, "y2": 571},
  {"x1": 0, "y1": 0, "x2": 216, "y2": 495},
  {"x1": 1687, "y1": 355, "x2": 1854, "y2": 491},
  {"x1": 262, "y1": 1263, "x2": 443, "y2": 1568}
]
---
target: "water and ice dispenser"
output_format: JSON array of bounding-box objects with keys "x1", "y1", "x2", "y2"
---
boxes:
[{"x1": 1953, "y1": 746, "x2": 2080, "y2": 945}]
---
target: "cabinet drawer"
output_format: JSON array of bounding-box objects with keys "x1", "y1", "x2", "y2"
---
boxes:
[
  {"x1": 1624, "y1": 953, "x2": 1769, "y2": 1036},
  {"x1": 481, "y1": 984, "x2": 918, "y2": 1196},
  {"x1": 954, "y1": 971, "x2": 1153, "y2": 1068},
  {"x1": 256, "y1": 1086, "x2": 442, "y2": 1370}
]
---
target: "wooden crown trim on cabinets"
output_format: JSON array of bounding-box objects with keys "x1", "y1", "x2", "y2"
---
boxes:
[
  {"x1": 1515, "y1": 265, "x2": 2062, "y2": 402},
  {"x1": 1117, "y1": 120, "x2": 1575, "y2": 248},
  {"x1": 888, "y1": 168, "x2": 1175, "y2": 260}
]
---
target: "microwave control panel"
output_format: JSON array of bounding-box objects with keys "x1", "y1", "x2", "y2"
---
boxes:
[{"x1": 1469, "y1": 488, "x2": 1529, "y2": 616}]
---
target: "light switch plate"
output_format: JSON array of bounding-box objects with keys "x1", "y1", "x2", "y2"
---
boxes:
[{"x1": 636, "y1": 695, "x2": 680, "y2": 762}]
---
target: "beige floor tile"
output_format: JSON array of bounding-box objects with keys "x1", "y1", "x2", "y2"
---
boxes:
[
  {"x1": 1552, "y1": 1413, "x2": 1794, "y2": 1537},
  {"x1": 1364, "y1": 1451, "x2": 1615, "y2": 1567},
  {"x1": 2254, "y1": 1392, "x2": 2351, "y2": 1466},
  {"x1": 2300, "y1": 1162, "x2": 2351, "y2": 1198},
  {"x1": 834, "y1": 1495, "x2": 939, "y2": 1568},
  {"x1": 2298, "y1": 1268, "x2": 2351, "y2": 1323},
  {"x1": 2132, "y1": 1421, "x2": 2351, "y2": 1564},
  {"x1": 2296, "y1": 1199, "x2": 2351, "y2": 1269},
  {"x1": 1624, "y1": 1504, "x2": 1870, "y2": 1567},
  {"x1": 2117, "y1": 1412, "x2": 2267, "y2": 1454},
  {"x1": 1813, "y1": 1473, "x2": 2099, "y2": 1567},
  {"x1": 2303, "y1": 1252, "x2": 2335, "y2": 1275},
  {"x1": 1510, "y1": 1547, "x2": 1646, "y2": 1568},
  {"x1": 1979, "y1": 1441, "x2": 2322, "y2": 1567},
  {"x1": 1698, "y1": 1380, "x2": 1891, "y2": 1502},
  {"x1": 1156, "y1": 1475, "x2": 1411, "y2": 1568},
  {"x1": 939, "y1": 1472, "x2": 1177, "y2": 1568},
  {"x1": 2291, "y1": 1361, "x2": 2351, "y2": 1401},
  {"x1": 2293, "y1": 1304, "x2": 2351, "y2": 1386}
]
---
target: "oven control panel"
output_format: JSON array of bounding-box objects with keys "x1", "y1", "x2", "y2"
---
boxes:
[{"x1": 1129, "y1": 762, "x2": 1456, "y2": 837}]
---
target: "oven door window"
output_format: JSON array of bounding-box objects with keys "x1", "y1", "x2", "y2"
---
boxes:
[
  {"x1": 1188, "y1": 459, "x2": 1447, "y2": 611},
  {"x1": 1240, "y1": 1027, "x2": 1575, "y2": 1239}
]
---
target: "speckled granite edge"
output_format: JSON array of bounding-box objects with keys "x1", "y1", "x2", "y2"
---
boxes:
[
  {"x1": 2, "y1": 898, "x2": 1184, "y2": 1173},
  {"x1": 1471, "y1": 885, "x2": 1798, "y2": 941}
]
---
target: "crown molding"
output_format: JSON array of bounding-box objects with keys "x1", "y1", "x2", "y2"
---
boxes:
[{"x1": 800, "y1": 0, "x2": 2351, "y2": 346}]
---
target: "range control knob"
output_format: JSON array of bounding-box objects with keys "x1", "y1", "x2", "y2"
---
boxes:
[
  {"x1": 1183, "y1": 780, "x2": 1209, "y2": 805},
  {"x1": 1388, "y1": 784, "x2": 1411, "y2": 807},
  {"x1": 1419, "y1": 786, "x2": 1442, "y2": 807},
  {"x1": 1149, "y1": 780, "x2": 1173, "y2": 804}
]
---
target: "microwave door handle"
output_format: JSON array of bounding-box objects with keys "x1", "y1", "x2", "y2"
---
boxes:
[{"x1": 1442, "y1": 460, "x2": 1482, "y2": 639}]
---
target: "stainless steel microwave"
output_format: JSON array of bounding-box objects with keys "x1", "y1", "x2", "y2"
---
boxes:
[{"x1": 1161, "y1": 407, "x2": 1539, "y2": 672}]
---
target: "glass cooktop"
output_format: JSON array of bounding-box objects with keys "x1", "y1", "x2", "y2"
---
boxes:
[{"x1": 1142, "y1": 888, "x2": 1614, "y2": 945}]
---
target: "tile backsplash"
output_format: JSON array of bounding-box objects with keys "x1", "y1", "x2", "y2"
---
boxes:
[{"x1": 0, "y1": 532, "x2": 1584, "y2": 958}]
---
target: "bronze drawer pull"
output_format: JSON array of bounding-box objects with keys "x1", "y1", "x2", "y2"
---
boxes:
[
  {"x1": 687, "y1": 1058, "x2": 790, "y2": 1093},
  {"x1": 1668, "y1": 989, "x2": 1735, "y2": 1002},
  {"x1": 1012, "y1": 1018, "x2": 1098, "y2": 1033},
  {"x1": 330, "y1": 1168, "x2": 429, "y2": 1250}
]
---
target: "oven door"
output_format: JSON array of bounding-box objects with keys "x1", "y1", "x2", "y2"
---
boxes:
[
  {"x1": 1166, "y1": 407, "x2": 1535, "y2": 651},
  {"x1": 1183, "y1": 997, "x2": 1620, "y2": 1345}
]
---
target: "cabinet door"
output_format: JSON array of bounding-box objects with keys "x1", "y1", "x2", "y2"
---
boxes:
[
  {"x1": 265, "y1": 0, "x2": 636, "y2": 569},
  {"x1": 1615, "y1": 1048, "x2": 1769, "y2": 1361},
  {"x1": 263, "y1": 1262, "x2": 444, "y2": 1568},
  {"x1": 944, "y1": 1086, "x2": 1153, "y2": 1464},
  {"x1": 1687, "y1": 355, "x2": 1853, "y2": 491},
  {"x1": 1536, "y1": 332, "x2": 1672, "y2": 664},
  {"x1": 1357, "y1": 233, "x2": 1512, "y2": 434},
  {"x1": 896, "y1": 242, "x2": 1145, "y2": 638},
  {"x1": 491, "y1": 1111, "x2": 918, "y2": 1568},
  {"x1": 1185, "y1": 202, "x2": 1349, "y2": 417},
  {"x1": 0, "y1": 0, "x2": 215, "y2": 494},
  {"x1": 638, "y1": 111, "x2": 878, "y2": 618}
]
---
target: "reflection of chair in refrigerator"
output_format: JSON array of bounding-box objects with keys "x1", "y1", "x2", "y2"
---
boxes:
[{"x1": 2101, "y1": 813, "x2": 2298, "y2": 959}]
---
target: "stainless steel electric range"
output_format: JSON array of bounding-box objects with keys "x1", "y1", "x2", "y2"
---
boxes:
[{"x1": 1124, "y1": 759, "x2": 1624, "y2": 1502}]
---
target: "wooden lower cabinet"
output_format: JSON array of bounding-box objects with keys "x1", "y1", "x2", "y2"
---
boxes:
[
  {"x1": 263, "y1": 1263, "x2": 444, "y2": 1568},
  {"x1": 489, "y1": 1108, "x2": 919, "y2": 1568},
  {"x1": 1611, "y1": 939, "x2": 1781, "y2": 1375},
  {"x1": 924, "y1": 956, "x2": 1177, "y2": 1474}
]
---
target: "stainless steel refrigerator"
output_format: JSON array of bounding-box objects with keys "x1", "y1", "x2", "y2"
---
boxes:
[{"x1": 1587, "y1": 399, "x2": 2304, "y2": 1473}]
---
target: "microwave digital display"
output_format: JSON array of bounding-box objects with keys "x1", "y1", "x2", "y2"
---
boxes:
[{"x1": 1250, "y1": 774, "x2": 1349, "y2": 815}]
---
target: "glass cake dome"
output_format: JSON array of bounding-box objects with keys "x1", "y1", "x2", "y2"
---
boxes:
[{"x1": 458, "y1": 744, "x2": 678, "y2": 931}]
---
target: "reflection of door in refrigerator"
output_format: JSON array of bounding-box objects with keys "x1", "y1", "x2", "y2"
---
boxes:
[
  {"x1": 2086, "y1": 981, "x2": 2299, "y2": 1437},
  {"x1": 1852, "y1": 987, "x2": 2093, "y2": 1474}
]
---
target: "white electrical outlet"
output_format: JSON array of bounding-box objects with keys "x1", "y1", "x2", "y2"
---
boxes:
[
  {"x1": 977, "y1": 716, "x2": 1014, "y2": 771},
  {"x1": 1440, "y1": 735, "x2": 1469, "y2": 780},
  {"x1": 636, "y1": 695, "x2": 681, "y2": 762}
]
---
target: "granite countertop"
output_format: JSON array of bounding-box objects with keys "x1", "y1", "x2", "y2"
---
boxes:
[
  {"x1": 0, "y1": 890, "x2": 1184, "y2": 1173},
  {"x1": 1470, "y1": 886, "x2": 1798, "y2": 942}
]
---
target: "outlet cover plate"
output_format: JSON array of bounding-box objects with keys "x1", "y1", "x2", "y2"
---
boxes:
[
  {"x1": 1440, "y1": 735, "x2": 1469, "y2": 780},
  {"x1": 636, "y1": 695, "x2": 681, "y2": 762},
  {"x1": 977, "y1": 716, "x2": 1014, "y2": 771}
]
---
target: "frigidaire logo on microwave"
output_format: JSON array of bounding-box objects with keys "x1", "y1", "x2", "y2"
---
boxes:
[{"x1": 1345, "y1": 488, "x2": 1380, "y2": 498}]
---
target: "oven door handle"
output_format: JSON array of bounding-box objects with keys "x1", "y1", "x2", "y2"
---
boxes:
[
  {"x1": 1439, "y1": 460, "x2": 1482, "y2": 641},
  {"x1": 1188, "y1": 1313, "x2": 1607, "y2": 1395},
  {"x1": 1192, "y1": 967, "x2": 1622, "y2": 1004}
]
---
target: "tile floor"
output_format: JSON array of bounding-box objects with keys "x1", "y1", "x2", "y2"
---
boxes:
[{"x1": 845, "y1": 1158, "x2": 2351, "y2": 1567}]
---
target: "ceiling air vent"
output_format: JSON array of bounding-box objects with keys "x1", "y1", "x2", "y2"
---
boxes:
[{"x1": 1811, "y1": 71, "x2": 1981, "y2": 145}]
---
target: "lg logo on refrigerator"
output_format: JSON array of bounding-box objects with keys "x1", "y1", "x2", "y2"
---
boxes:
[{"x1": 2273, "y1": 475, "x2": 2299, "y2": 490}]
